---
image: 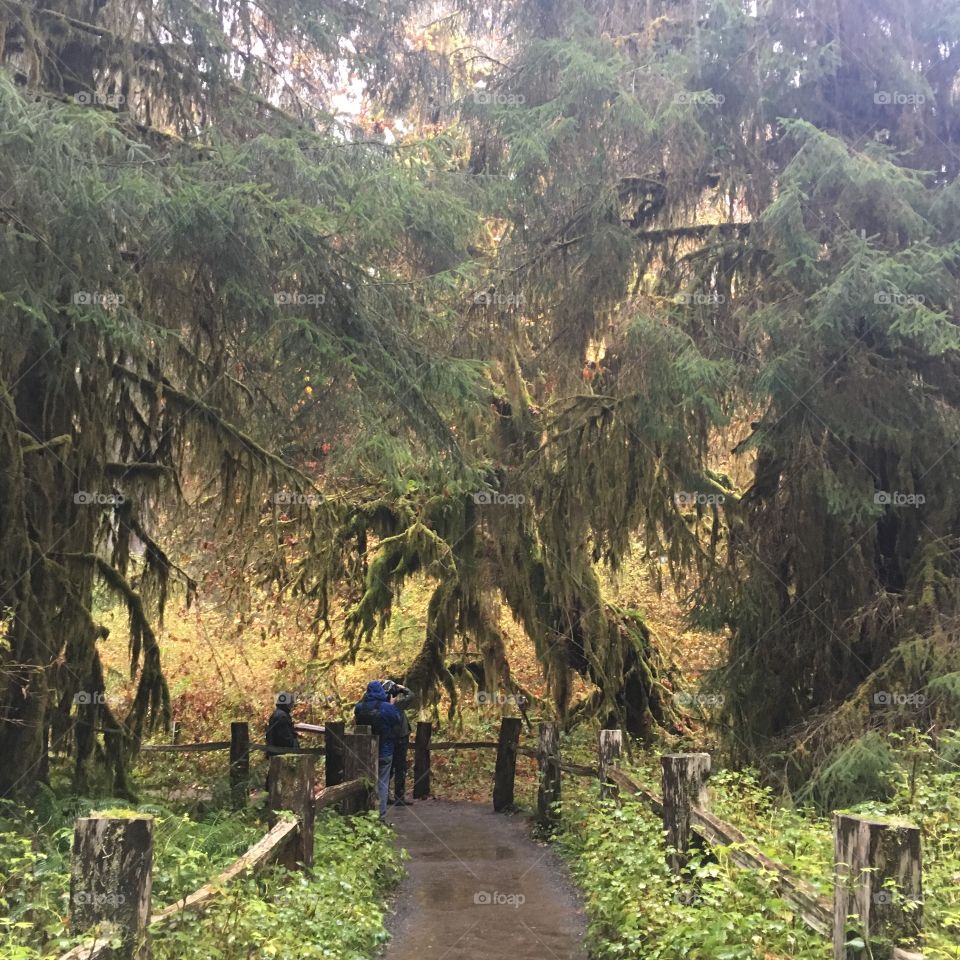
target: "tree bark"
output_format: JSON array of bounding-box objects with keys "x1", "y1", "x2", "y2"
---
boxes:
[
  {"x1": 661, "y1": 753, "x2": 711, "y2": 873},
  {"x1": 229, "y1": 721, "x2": 249, "y2": 809},
  {"x1": 492, "y1": 717, "x2": 521, "y2": 812},
  {"x1": 413, "y1": 721, "x2": 432, "y2": 799},
  {"x1": 598, "y1": 729, "x2": 623, "y2": 800},
  {"x1": 268, "y1": 754, "x2": 315, "y2": 869},
  {"x1": 833, "y1": 814, "x2": 923, "y2": 960},
  {"x1": 324, "y1": 720, "x2": 345, "y2": 787},
  {"x1": 342, "y1": 732, "x2": 378, "y2": 813},
  {"x1": 536, "y1": 722, "x2": 561, "y2": 827},
  {"x1": 71, "y1": 816, "x2": 153, "y2": 959}
]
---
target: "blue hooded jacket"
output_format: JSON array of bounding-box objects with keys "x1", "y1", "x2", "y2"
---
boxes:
[{"x1": 354, "y1": 681, "x2": 403, "y2": 757}]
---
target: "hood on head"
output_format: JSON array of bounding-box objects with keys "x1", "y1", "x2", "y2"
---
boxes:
[
  {"x1": 275, "y1": 692, "x2": 295, "y2": 712},
  {"x1": 364, "y1": 680, "x2": 388, "y2": 702}
]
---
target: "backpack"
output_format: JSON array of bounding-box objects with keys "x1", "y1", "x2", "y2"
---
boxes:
[{"x1": 355, "y1": 700, "x2": 398, "y2": 740}]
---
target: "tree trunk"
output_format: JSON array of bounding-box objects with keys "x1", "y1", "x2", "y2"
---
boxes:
[
  {"x1": 833, "y1": 814, "x2": 923, "y2": 960},
  {"x1": 661, "y1": 753, "x2": 711, "y2": 873},
  {"x1": 492, "y1": 717, "x2": 521, "y2": 812},
  {"x1": 536, "y1": 722, "x2": 561, "y2": 827},
  {"x1": 268, "y1": 754, "x2": 315, "y2": 869},
  {"x1": 71, "y1": 815, "x2": 153, "y2": 959},
  {"x1": 598, "y1": 729, "x2": 623, "y2": 800},
  {"x1": 324, "y1": 720, "x2": 345, "y2": 787}
]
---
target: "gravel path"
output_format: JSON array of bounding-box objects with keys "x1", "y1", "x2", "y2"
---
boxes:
[{"x1": 382, "y1": 799, "x2": 588, "y2": 960}]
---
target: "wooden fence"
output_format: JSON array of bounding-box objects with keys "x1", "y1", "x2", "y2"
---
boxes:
[
  {"x1": 63, "y1": 719, "x2": 925, "y2": 960},
  {"x1": 61, "y1": 725, "x2": 374, "y2": 960}
]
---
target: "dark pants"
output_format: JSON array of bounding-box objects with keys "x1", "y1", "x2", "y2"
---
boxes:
[{"x1": 391, "y1": 736, "x2": 408, "y2": 800}]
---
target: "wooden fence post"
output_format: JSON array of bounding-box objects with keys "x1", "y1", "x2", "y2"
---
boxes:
[
  {"x1": 268, "y1": 754, "x2": 315, "y2": 869},
  {"x1": 492, "y1": 717, "x2": 522, "y2": 812},
  {"x1": 71, "y1": 815, "x2": 153, "y2": 959},
  {"x1": 661, "y1": 752, "x2": 711, "y2": 873},
  {"x1": 343, "y1": 732, "x2": 379, "y2": 813},
  {"x1": 229, "y1": 721, "x2": 249, "y2": 809},
  {"x1": 537, "y1": 722, "x2": 561, "y2": 827},
  {"x1": 324, "y1": 720, "x2": 345, "y2": 788},
  {"x1": 354, "y1": 724, "x2": 372, "y2": 735},
  {"x1": 598, "y1": 729, "x2": 623, "y2": 801},
  {"x1": 413, "y1": 721, "x2": 432, "y2": 799},
  {"x1": 833, "y1": 814, "x2": 923, "y2": 960}
]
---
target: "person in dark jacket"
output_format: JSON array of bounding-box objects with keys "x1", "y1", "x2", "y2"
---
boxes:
[
  {"x1": 383, "y1": 678, "x2": 414, "y2": 805},
  {"x1": 354, "y1": 680, "x2": 403, "y2": 818},
  {"x1": 266, "y1": 691, "x2": 301, "y2": 752},
  {"x1": 264, "y1": 691, "x2": 300, "y2": 792}
]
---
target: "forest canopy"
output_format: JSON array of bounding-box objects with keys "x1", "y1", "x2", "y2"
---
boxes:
[{"x1": 2, "y1": 0, "x2": 960, "y2": 799}]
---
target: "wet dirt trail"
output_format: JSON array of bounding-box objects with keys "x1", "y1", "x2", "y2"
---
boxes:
[{"x1": 382, "y1": 799, "x2": 588, "y2": 960}]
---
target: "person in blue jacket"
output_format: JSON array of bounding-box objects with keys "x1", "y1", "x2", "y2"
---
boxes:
[{"x1": 354, "y1": 680, "x2": 404, "y2": 818}]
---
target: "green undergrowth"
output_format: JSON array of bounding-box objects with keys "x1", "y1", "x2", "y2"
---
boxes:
[
  {"x1": 559, "y1": 729, "x2": 960, "y2": 960},
  {"x1": 704, "y1": 733, "x2": 960, "y2": 960},
  {"x1": 557, "y1": 792, "x2": 829, "y2": 960},
  {"x1": 0, "y1": 795, "x2": 399, "y2": 960},
  {"x1": 0, "y1": 793, "x2": 263, "y2": 957},
  {"x1": 152, "y1": 810, "x2": 402, "y2": 960}
]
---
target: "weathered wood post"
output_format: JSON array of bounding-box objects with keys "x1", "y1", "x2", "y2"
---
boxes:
[
  {"x1": 354, "y1": 723, "x2": 372, "y2": 735},
  {"x1": 598, "y1": 729, "x2": 623, "y2": 801},
  {"x1": 833, "y1": 814, "x2": 923, "y2": 960},
  {"x1": 268, "y1": 754, "x2": 315, "y2": 869},
  {"x1": 661, "y1": 752, "x2": 711, "y2": 873},
  {"x1": 324, "y1": 720, "x2": 345, "y2": 787},
  {"x1": 492, "y1": 717, "x2": 522, "y2": 812},
  {"x1": 229, "y1": 721, "x2": 250, "y2": 809},
  {"x1": 170, "y1": 720, "x2": 180, "y2": 745},
  {"x1": 71, "y1": 815, "x2": 153, "y2": 959},
  {"x1": 343, "y1": 732, "x2": 379, "y2": 813},
  {"x1": 413, "y1": 721, "x2": 432, "y2": 799},
  {"x1": 537, "y1": 722, "x2": 561, "y2": 827}
]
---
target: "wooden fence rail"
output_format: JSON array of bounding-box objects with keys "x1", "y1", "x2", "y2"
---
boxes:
[
  {"x1": 603, "y1": 757, "x2": 923, "y2": 960},
  {"x1": 72, "y1": 715, "x2": 926, "y2": 960},
  {"x1": 61, "y1": 767, "x2": 370, "y2": 960}
]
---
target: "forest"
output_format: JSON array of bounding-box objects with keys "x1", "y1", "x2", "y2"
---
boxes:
[{"x1": 1, "y1": 1, "x2": 959, "y2": 959}]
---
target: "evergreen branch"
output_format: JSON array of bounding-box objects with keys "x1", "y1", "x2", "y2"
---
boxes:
[
  {"x1": 111, "y1": 364, "x2": 330, "y2": 501},
  {"x1": 627, "y1": 222, "x2": 752, "y2": 243}
]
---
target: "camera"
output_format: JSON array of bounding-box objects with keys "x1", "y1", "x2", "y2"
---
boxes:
[{"x1": 382, "y1": 680, "x2": 408, "y2": 699}]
